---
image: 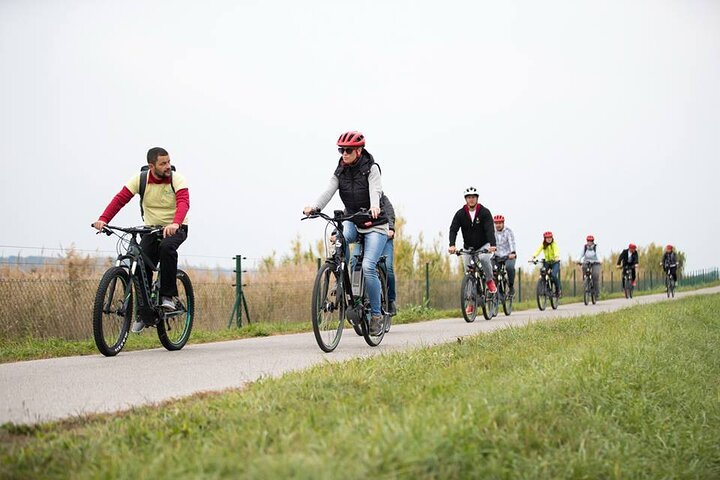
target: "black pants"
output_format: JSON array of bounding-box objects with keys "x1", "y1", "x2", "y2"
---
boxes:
[
  {"x1": 665, "y1": 266, "x2": 677, "y2": 282},
  {"x1": 140, "y1": 226, "x2": 188, "y2": 298}
]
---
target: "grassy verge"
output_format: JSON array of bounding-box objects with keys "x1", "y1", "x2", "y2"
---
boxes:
[
  {"x1": 2, "y1": 282, "x2": 718, "y2": 363},
  {"x1": 2, "y1": 294, "x2": 719, "y2": 479}
]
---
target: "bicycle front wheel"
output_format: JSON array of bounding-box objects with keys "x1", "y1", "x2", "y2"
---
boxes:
[
  {"x1": 460, "y1": 274, "x2": 478, "y2": 322},
  {"x1": 157, "y1": 269, "x2": 195, "y2": 351},
  {"x1": 500, "y1": 277, "x2": 513, "y2": 316},
  {"x1": 311, "y1": 262, "x2": 345, "y2": 352},
  {"x1": 669, "y1": 278, "x2": 675, "y2": 298},
  {"x1": 536, "y1": 280, "x2": 547, "y2": 311},
  {"x1": 583, "y1": 278, "x2": 590, "y2": 306},
  {"x1": 92, "y1": 267, "x2": 133, "y2": 357}
]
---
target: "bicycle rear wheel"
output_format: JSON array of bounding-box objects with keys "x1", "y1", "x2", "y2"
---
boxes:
[
  {"x1": 311, "y1": 262, "x2": 345, "y2": 352},
  {"x1": 157, "y1": 269, "x2": 194, "y2": 351},
  {"x1": 460, "y1": 274, "x2": 478, "y2": 322},
  {"x1": 536, "y1": 280, "x2": 547, "y2": 311},
  {"x1": 583, "y1": 278, "x2": 590, "y2": 306},
  {"x1": 92, "y1": 267, "x2": 133, "y2": 357},
  {"x1": 363, "y1": 267, "x2": 388, "y2": 347},
  {"x1": 500, "y1": 277, "x2": 513, "y2": 316}
]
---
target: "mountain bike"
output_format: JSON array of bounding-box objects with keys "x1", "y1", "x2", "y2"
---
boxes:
[
  {"x1": 92, "y1": 225, "x2": 194, "y2": 356},
  {"x1": 303, "y1": 209, "x2": 389, "y2": 352},
  {"x1": 621, "y1": 265, "x2": 635, "y2": 299},
  {"x1": 664, "y1": 263, "x2": 677, "y2": 298},
  {"x1": 493, "y1": 256, "x2": 513, "y2": 315},
  {"x1": 456, "y1": 248, "x2": 497, "y2": 322},
  {"x1": 530, "y1": 259, "x2": 559, "y2": 311},
  {"x1": 578, "y1": 262, "x2": 598, "y2": 305}
]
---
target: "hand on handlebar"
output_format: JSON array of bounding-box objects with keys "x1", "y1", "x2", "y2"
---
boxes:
[
  {"x1": 448, "y1": 246, "x2": 457, "y2": 255},
  {"x1": 303, "y1": 206, "x2": 319, "y2": 217},
  {"x1": 92, "y1": 220, "x2": 107, "y2": 231}
]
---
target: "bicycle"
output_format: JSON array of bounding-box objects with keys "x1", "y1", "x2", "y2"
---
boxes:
[
  {"x1": 621, "y1": 265, "x2": 635, "y2": 299},
  {"x1": 92, "y1": 225, "x2": 194, "y2": 356},
  {"x1": 303, "y1": 209, "x2": 389, "y2": 352},
  {"x1": 578, "y1": 262, "x2": 598, "y2": 305},
  {"x1": 456, "y1": 248, "x2": 497, "y2": 322},
  {"x1": 664, "y1": 263, "x2": 677, "y2": 298},
  {"x1": 530, "y1": 259, "x2": 559, "y2": 311},
  {"x1": 493, "y1": 256, "x2": 513, "y2": 316}
]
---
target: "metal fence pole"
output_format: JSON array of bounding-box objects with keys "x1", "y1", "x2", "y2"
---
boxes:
[
  {"x1": 424, "y1": 262, "x2": 430, "y2": 307},
  {"x1": 610, "y1": 271, "x2": 614, "y2": 294},
  {"x1": 572, "y1": 269, "x2": 576, "y2": 297},
  {"x1": 228, "y1": 255, "x2": 251, "y2": 328},
  {"x1": 518, "y1": 268, "x2": 522, "y2": 302}
]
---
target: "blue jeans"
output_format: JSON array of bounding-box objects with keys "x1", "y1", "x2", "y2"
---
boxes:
[
  {"x1": 382, "y1": 238, "x2": 395, "y2": 303},
  {"x1": 343, "y1": 221, "x2": 388, "y2": 316}
]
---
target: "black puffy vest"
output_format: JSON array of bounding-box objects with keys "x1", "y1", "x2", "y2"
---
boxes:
[{"x1": 333, "y1": 150, "x2": 388, "y2": 226}]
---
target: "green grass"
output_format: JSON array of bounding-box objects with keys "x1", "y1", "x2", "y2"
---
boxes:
[{"x1": 2, "y1": 294, "x2": 719, "y2": 479}]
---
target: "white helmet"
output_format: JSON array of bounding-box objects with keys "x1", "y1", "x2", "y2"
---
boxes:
[{"x1": 463, "y1": 186, "x2": 478, "y2": 197}]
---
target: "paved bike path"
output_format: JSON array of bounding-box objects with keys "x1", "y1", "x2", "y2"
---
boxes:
[{"x1": 1, "y1": 287, "x2": 718, "y2": 425}]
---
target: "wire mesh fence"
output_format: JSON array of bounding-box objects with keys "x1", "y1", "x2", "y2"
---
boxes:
[{"x1": 0, "y1": 263, "x2": 717, "y2": 342}]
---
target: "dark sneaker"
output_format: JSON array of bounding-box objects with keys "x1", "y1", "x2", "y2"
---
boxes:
[
  {"x1": 369, "y1": 315, "x2": 384, "y2": 336},
  {"x1": 388, "y1": 300, "x2": 397, "y2": 316},
  {"x1": 509, "y1": 286, "x2": 515, "y2": 297}
]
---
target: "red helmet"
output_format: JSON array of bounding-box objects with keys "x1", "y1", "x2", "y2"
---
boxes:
[
  {"x1": 666, "y1": 244, "x2": 673, "y2": 251},
  {"x1": 629, "y1": 243, "x2": 637, "y2": 250},
  {"x1": 337, "y1": 131, "x2": 365, "y2": 147},
  {"x1": 493, "y1": 215, "x2": 505, "y2": 223},
  {"x1": 543, "y1": 231, "x2": 553, "y2": 238},
  {"x1": 586, "y1": 235, "x2": 594, "y2": 242}
]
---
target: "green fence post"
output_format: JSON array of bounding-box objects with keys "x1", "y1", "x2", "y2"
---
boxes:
[
  {"x1": 610, "y1": 271, "x2": 614, "y2": 294},
  {"x1": 518, "y1": 268, "x2": 522, "y2": 303},
  {"x1": 228, "y1": 255, "x2": 251, "y2": 328},
  {"x1": 650, "y1": 271, "x2": 653, "y2": 290},
  {"x1": 424, "y1": 262, "x2": 430, "y2": 307},
  {"x1": 572, "y1": 269, "x2": 576, "y2": 297},
  {"x1": 601, "y1": 271, "x2": 604, "y2": 295}
]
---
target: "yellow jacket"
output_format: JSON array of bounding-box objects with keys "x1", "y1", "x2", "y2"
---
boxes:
[{"x1": 533, "y1": 241, "x2": 561, "y2": 262}]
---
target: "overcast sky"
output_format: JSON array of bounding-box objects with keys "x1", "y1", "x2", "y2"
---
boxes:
[{"x1": 1, "y1": 0, "x2": 718, "y2": 272}]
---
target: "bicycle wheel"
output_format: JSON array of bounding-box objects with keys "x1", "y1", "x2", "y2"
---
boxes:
[
  {"x1": 583, "y1": 278, "x2": 590, "y2": 306},
  {"x1": 157, "y1": 269, "x2": 194, "y2": 351},
  {"x1": 623, "y1": 277, "x2": 630, "y2": 299},
  {"x1": 550, "y1": 283, "x2": 559, "y2": 309},
  {"x1": 501, "y1": 277, "x2": 513, "y2": 316},
  {"x1": 591, "y1": 282, "x2": 597, "y2": 305},
  {"x1": 460, "y1": 274, "x2": 478, "y2": 322},
  {"x1": 486, "y1": 292, "x2": 498, "y2": 320},
  {"x1": 311, "y1": 262, "x2": 345, "y2": 352},
  {"x1": 92, "y1": 266, "x2": 133, "y2": 357},
  {"x1": 536, "y1": 279, "x2": 547, "y2": 311},
  {"x1": 362, "y1": 267, "x2": 388, "y2": 347},
  {"x1": 669, "y1": 278, "x2": 675, "y2": 298}
]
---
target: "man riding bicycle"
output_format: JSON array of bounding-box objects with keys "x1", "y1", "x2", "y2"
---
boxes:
[
  {"x1": 492, "y1": 214, "x2": 516, "y2": 295},
  {"x1": 616, "y1": 243, "x2": 639, "y2": 286},
  {"x1": 448, "y1": 187, "x2": 498, "y2": 313},
  {"x1": 661, "y1": 244, "x2": 678, "y2": 283},
  {"x1": 530, "y1": 231, "x2": 562, "y2": 297},
  {"x1": 303, "y1": 131, "x2": 389, "y2": 336},
  {"x1": 578, "y1": 235, "x2": 601, "y2": 297},
  {"x1": 92, "y1": 147, "x2": 190, "y2": 333}
]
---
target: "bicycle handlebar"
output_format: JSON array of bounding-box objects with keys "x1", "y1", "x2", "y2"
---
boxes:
[
  {"x1": 92, "y1": 224, "x2": 163, "y2": 236},
  {"x1": 455, "y1": 248, "x2": 492, "y2": 256},
  {"x1": 301, "y1": 209, "x2": 379, "y2": 225}
]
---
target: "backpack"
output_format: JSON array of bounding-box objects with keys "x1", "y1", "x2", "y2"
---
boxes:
[{"x1": 139, "y1": 165, "x2": 176, "y2": 220}]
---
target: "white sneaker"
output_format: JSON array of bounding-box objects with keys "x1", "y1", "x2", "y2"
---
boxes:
[
  {"x1": 131, "y1": 319, "x2": 145, "y2": 333},
  {"x1": 161, "y1": 297, "x2": 176, "y2": 310}
]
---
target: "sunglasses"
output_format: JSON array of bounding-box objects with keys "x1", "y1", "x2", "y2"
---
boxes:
[{"x1": 338, "y1": 147, "x2": 356, "y2": 154}]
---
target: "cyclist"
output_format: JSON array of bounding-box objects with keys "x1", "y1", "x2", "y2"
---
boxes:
[
  {"x1": 616, "y1": 243, "x2": 639, "y2": 286},
  {"x1": 492, "y1": 214, "x2": 517, "y2": 295},
  {"x1": 577, "y1": 235, "x2": 601, "y2": 298},
  {"x1": 448, "y1": 187, "x2": 497, "y2": 314},
  {"x1": 530, "y1": 231, "x2": 562, "y2": 297},
  {"x1": 331, "y1": 192, "x2": 397, "y2": 316},
  {"x1": 92, "y1": 147, "x2": 190, "y2": 333},
  {"x1": 303, "y1": 131, "x2": 389, "y2": 336},
  {"x1": 661, "y1": 244, "x2": 678, "y2": 283}
]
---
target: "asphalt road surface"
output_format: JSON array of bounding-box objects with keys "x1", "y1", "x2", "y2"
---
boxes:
[{"x1": 2, "y1": 287, "x2": 717, "y2": 425}]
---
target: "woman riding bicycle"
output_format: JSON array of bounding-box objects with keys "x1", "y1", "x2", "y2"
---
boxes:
[
  {"x1": 661, "y1": 244, "x2": 678, "y2": 283},
  {"x1": 530, "y1": 231, "x2": 562, "y2": 297},
  {"x1": 303, "y1": 131, "x2": 389, "y2": 336},
  {"x1": 578, "y1": 234, "x2": 601, "y2": 298}
]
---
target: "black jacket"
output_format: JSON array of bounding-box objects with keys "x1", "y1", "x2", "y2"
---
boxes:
[
  {"x1": 333, "y1": 149, "x2": 388, "y2": 227},
  {"x1": 449, "y1": 204, "x2": 496, "y2": 249},
  {"x1": 616, "y1": 249, "x2": 639, "y2": 267},
  {"x1": 662, "y1": 251, "x2": 677, "y2": 268}
]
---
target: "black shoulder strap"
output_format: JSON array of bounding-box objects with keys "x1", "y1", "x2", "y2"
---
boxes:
[{"x1": 139, "y1": 166, "x2": 149, "y2": 220}]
